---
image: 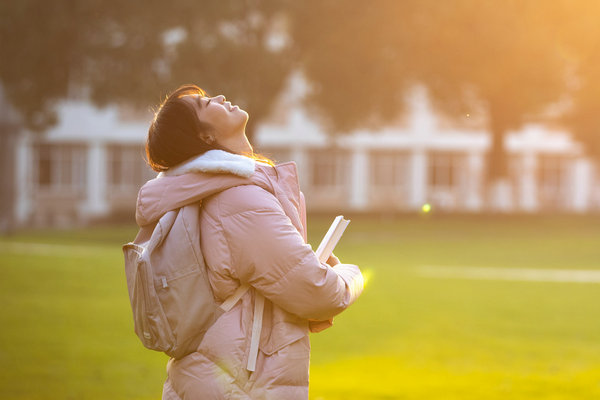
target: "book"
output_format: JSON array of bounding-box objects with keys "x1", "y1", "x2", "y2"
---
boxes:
[{"x1": 315, "y1": 215, "x2": 350, "y2": 263}]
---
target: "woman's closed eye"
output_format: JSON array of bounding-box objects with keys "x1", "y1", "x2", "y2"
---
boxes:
[{"x1": 195, "y1": 96, "x2": 210, "y2": 109}]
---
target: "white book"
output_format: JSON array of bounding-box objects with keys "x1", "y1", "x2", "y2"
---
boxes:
[{"x1": 315, "y1": 215, "x2": 350, "y2": 263}]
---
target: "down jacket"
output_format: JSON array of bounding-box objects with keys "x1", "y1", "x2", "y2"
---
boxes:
[{"x1": 134, "y1": 150, "x2": 364, "y2": 400}]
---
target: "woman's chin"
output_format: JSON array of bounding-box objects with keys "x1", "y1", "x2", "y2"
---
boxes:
[{"x1": 238, "y1": 111, "x2": 249, "y2": 127}]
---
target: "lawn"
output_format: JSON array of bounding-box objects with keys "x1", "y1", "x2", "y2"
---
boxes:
[{"x1": 1, "y1": 215, "x2": 599, "y2": 399}]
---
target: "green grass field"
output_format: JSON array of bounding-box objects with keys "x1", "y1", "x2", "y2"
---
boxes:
[{"x1": 1, "y1": 215, "x2": 599, "y2": 399}]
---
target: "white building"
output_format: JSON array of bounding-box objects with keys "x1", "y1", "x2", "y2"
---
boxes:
[
  {"x1": 14, "y1": 102, "x2": 155, "y2": 226},
  {"x1": 257, "y1": 81, "x2": 597, "y2": 214},
  {"x1": 12, "y1": 78, "x2": 600, "y2": 226}
]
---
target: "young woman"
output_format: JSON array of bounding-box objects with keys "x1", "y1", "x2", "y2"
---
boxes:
[{"x1": 137, "y1": 84, "x2": 364, "y2": 399}]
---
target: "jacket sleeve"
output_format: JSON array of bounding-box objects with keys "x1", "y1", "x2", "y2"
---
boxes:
[{"x1": 216, "y1": 185, "x2": 364, "y2": 321}]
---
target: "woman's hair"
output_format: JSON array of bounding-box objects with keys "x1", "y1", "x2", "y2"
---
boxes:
[
  {"x1": 145, "y1": 84, "x2": 228, "y2": 172},
  {"x1": 146, "y1": 83, "x2": 274, "y2": 172}
]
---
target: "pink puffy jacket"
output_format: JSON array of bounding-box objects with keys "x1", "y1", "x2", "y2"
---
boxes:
[{"x1": 134, "y1": 151, "x2": 364, "y2": 400}]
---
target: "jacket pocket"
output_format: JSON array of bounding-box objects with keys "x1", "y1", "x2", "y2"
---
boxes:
[{"x1": 261, "y1": 321, "x2": 308, "y2": 356}]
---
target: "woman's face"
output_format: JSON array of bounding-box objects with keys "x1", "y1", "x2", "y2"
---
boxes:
[{"x1": 183, "y1": 94, "x2": 249, "y2": 143}]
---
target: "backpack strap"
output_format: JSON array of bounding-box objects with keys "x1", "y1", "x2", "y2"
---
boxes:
[
  {"x1": 141, "y1": 210, "x2": 178, "y2": 257},
  {"x1": 217, "y1": 283, "x2": 264, "y2": 372},
  {"x1": 247, "y1": 292, "x2": 264, "y2": 372},
  {"x1": 219, "y1": 283, "x2": 250, "y2": 312}
]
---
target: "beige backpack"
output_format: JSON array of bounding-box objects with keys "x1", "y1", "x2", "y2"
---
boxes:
[{"x1": 123, "y1": 204, "x2": 248, "y2": 359}]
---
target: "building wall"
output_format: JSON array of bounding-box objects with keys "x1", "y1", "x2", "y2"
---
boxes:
[
  {"x1": 258, "y1": 138, "x2": 594, "y2": 214},
  {"x1": 255, "y1": 81, "x2": 595, "y2": 214},
  {"x1": 14, "y1": 101, "x2": 155, "y2": 226},
  {"x1": 13, "y1": 87, "x2": 599, "y2": 226}
]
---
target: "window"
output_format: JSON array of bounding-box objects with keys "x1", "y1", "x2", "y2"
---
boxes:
[
  {"x1": 508, "y1": 155, "x2": 522, "y2": 192},
  {"x1": 107, "y1": 144, "x2": 154, "y2": 190},
  {"x1": 538, "y1": 155, "x2": 570, "y2": 209},
  {"x1": 309, "y1": 148, "x2": 349, "y2": 189},
  {"x1": 428, "y1": 153, "x2": 457, "y2": 188},
  {"x1": 426, "y1": 152, "x2": 468, "y2": 210},
  {"x1": 370, "y1": 151, "x2": 409, "y2": 190},
  {"x1": 539, "y1": 157, "x2": 564, "y2": 191},
  {"x1": 36, "y1": 145, "x2": 52, "y2": 186},
  {"x1": 33, "y1": 143, "x2": 86, "y2": 193}
]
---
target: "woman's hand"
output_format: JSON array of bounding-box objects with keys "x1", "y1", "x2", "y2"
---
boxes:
[
  {"x1": 326, "y1": 253, "x2": 340, "y2": 266},
  {"x1": 309, "y1": 254, "x2": 339, "y2": 332}
]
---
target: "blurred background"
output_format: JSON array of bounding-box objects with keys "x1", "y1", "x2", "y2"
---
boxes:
[{"x1": 1, "y1": 1, "x2": 600, "y2": 399}]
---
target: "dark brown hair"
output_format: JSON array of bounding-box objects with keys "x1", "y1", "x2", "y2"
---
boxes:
[{"x1": 145, "y1": 84, "x2": 230, "y2": 172}]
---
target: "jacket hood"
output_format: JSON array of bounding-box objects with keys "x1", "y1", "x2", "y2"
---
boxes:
[
  {"x1": 158, "y1": 149, "x2": 256, "y2": 178},
  {"x1": 136, "y1": 150, "x2": 259, "y2": 226},
  {"x1": 135, "y1": 150, "x2": 301, "y2": 227}
]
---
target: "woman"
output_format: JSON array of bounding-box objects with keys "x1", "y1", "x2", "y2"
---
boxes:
[{"x1": 136, "y1": 84, "x2": 364, "y2": 399}]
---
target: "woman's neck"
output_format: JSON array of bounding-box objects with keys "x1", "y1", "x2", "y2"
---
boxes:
[{"x1": 218, "y1": 131, "x2": 253, "y2": 156}]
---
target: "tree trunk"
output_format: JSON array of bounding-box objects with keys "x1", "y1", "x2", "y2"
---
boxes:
[
  {"x1": 486, "y1": 108, "x2": 512, "y2": 211},
  {"x1": 487, "y1": 117, "x2": 508, "y2": 182},
  {"x1": 0, "y1": 127, "x2": 17, "y2": 234}
]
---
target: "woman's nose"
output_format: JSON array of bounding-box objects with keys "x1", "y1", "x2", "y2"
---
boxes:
[{"x1": 214, "y1": 95, "x2": 226, "y2": 103}]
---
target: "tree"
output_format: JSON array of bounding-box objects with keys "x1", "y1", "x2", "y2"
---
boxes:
[
  {"x1": 419, "y1": 0, "x2": 573, "y2": 182},
  {"x1": 0, "y1": 0, "x2": 293, "y2": 230},
  {"x1": 290, "y1": 0, "x2": 425, "y2": 133},
  {"x1": 0, "y1": 87, "x2": 20, "y2": 232},
  {"x1": 291, "y1": 0, "x2": 572, "y2": 186},
  {"x1": 0, "y1": 0, "x2": 292, "y2": 134},
  {"x1": 552, "y1": 0, "x2": 600, "y2": 163},
  {"x1": 566, "y1": 49, "x2": 600, "y2": 161}
]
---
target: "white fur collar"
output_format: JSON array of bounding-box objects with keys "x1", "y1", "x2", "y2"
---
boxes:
[{"x1": 158, "y1": 150, "x2": 256, "y2": 178}]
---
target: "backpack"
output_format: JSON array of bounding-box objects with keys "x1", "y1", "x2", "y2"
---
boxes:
[{"x1": 123, "y1": 203, "x2": 248, "y2": 359}]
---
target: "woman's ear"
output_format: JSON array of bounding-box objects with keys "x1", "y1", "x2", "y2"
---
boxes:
[{"x1": 200, "y1": 133, "x2": 216, "y2": 145}]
